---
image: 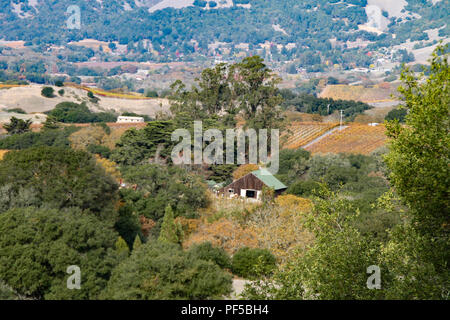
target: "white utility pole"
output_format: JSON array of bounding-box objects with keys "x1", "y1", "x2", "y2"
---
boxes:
[{"x1": 340, "y1": 110, "x2": 344, "y2": 131}]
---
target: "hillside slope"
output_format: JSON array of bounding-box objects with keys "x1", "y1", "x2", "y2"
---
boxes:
[
  {"x1": 1, "y1": 0, "x2": 447, "y2": 62},
  {"x1": 0, "y1": 85, "x2": 169, "y2": 120}
]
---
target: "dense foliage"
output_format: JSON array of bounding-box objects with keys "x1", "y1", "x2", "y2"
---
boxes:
[
  {"x1": 102, "y1": 241, "x2": 232, "y2": 299},
  {"x1": 0, "y1": 207, "x2": 119, "y2": 300},
  {"x1": 231, "y1": 247, "x2": 277, "y2": 279},
  {"x1": 118, "y1": 164, "x2": 209, "y2": 230},
  {"x1": 2, "y1": 117, "x2": 31, "y2": 135},
  {"x1": 385, "y1": 108, "x2": 408, "y2": 123},
  {"x1": 280, "y1": 89, "x2": 372, "y2": 119},
  {"x1": 0, "y1": 146, "x2": 118, "y2": 218},
  {"x1": 46, "y1": 102, "x2": 116, "y2": 123},
  {"x1": 111, "y1": 121, "x2": 174, "y2": 165},
  {"x1": 244, "y1": 45, "x2": 449, "y2": 300},
  {"x1": 188, "y1": 242, "x2": 232, "y2": 270},
  {"x1": 0, "y1": 126, "x2": 79, "y2": 150}
]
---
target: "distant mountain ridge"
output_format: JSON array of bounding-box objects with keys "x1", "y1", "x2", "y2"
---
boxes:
[{"x1": 0, "y1": 0, "x2": 448, "y2": 64}]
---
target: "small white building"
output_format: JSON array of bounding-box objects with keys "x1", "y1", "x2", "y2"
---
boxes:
[{"x1": 116, "y1": 116, "x2": 145, "y2": 123}]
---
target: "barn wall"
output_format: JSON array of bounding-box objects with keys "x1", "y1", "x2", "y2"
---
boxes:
[{"x1": 221, "y1": 174, "x2": 265, "y2": 197}]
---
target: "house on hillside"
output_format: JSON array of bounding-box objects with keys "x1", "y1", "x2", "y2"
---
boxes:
[
  {"x1": 116, "y1": 116, "x2": 145, "y2": 123},
  {"x1": 220, "y1": 168, "x2": 287, "y2": 200}
]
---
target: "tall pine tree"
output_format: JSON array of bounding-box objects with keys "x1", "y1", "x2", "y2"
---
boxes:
[{"x1": 158, "y1": 205, "x2": 182, "y2": 245}]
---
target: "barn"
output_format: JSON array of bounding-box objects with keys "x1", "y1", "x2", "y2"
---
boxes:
[{"x1": 220, "y1": 168, "x2": 287, "y2": 200}]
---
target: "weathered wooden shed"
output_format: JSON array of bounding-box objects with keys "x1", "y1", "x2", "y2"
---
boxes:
[{"x1": 220, "y1": 168, "x2": 287, "y2": 200}]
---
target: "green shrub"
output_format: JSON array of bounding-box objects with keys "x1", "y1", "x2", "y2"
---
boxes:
[
  {"x1": 193, "y1": 0, "x2": 207, "y2": 7},
  {"x1": 5, "y1": 108, "x2": 26, "y2": 114},
  {"x1": 385, "y1": 108, "x2": 408, "y2": 123},
  {"x1": 231, "y1": 247, "x2": 276, "y2": 278},
  {"x1": 118, "y1": 164, "x2": 209, "y2": 226},
  {"x1": 103, "y1": 241, "x2": 232, "y2": 299},
  {"x1": 287, "y1": 180, "x2": 320, "y2": 197},
  {"x1": 384, "y1": 74, "x2": 397, "y2": 82},
  {"x1": 87, "y1": 144, "x2": 112, "y2": 158},
  {"x1": 323, "y1": 165, "x2": 359, "y2": 189},
  {"x1": 3, "y1": 117, "x2": 31, "y2": 135},
  {"x1": 145, "y1": 90, "x2": 158, "y2": 98},
  {"x1": 47, "y1": 102, "x2": 116, "y2": 123},
  {"x1": 188, "y1": 242, "x2": 232, "y2": 269},
  {"x1": 0, "y1": 282, "x2": 15, "y2": 300},
  {"x1": 41, "y1": 86, "x2": 54, "y2": 98},
  {"x1": 0, "y1": 126, "x2": 79, "y2": 150}
]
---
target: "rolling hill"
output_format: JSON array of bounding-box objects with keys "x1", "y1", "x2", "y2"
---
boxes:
[{"x1": 0, "y1": 84, "x2": 169, "y2": 121}]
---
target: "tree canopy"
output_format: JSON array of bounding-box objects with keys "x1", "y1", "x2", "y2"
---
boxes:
[
  {"x1": 102, "y1": 241, "x2": 232, "y2": 300},
  {"x1": 0, "y1": 146, "x2": 118, "y2": 218},
  {"x1": 0, "y1": 207, "x2": 120, "y2": 300}
]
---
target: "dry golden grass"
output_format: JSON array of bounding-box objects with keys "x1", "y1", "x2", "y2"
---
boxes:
[
  {"x1": 319, "y1": 84, "x2": 399, "y2": 103},
  {"x1": 184, "y1": 194, "x2": 315, "y2": 262},
  {"x1": 64, "y1": 83, "x2": 152, "y2": 100},
  {"x1": 0, "y1": 84, "x2": 28, "y2": 89},
  {"x1": 284, "y1": 111, "x2": 324, "y2": 122},
  {"x1": 305, "y1": 124, "x2": 388, "y2": 155}
]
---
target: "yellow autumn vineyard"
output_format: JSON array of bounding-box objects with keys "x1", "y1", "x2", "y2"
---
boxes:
[
  {"x1": 305, "y1": 124, "x2": 388, "y2": 155},
  {"x1": 283, "y1": 122, "x2": 339, "y2": 149}
]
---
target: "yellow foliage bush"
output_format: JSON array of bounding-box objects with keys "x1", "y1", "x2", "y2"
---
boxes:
[
  {"x1": 175, "y1": 216, "x2": 201, "y2": 239},
  {"x1": 183, "y1": 218, "x2": 258, "y2": 254},
  {"x1": 232, "y1": 164, "x2": 259, "y2": 180},
  {"x1": 103, "y1": 127, "x2": 129, "y2": 149},
  {"x1": 185, "y1": 194, "x2": 313, "y2": 263},
  {"x1": 275, "y1": 194, "x2": 312, "y2": 212},
  {"x1": 69, "y1": 126, "x2": 106, "y2": 150},
  {"x1": 247, "y1": 195, "x2": 314, "y2": 264},
  {"x1": 0, "y1": 150, "x2": 9, "y2": 160},
  {"x1": 95, "y1": 155, "x2": 121, "y2": 180}
]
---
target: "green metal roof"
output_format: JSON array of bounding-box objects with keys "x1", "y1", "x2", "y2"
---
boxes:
[{"x1": 251, "y1": 169, "x2": 287, "y2": 191}]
